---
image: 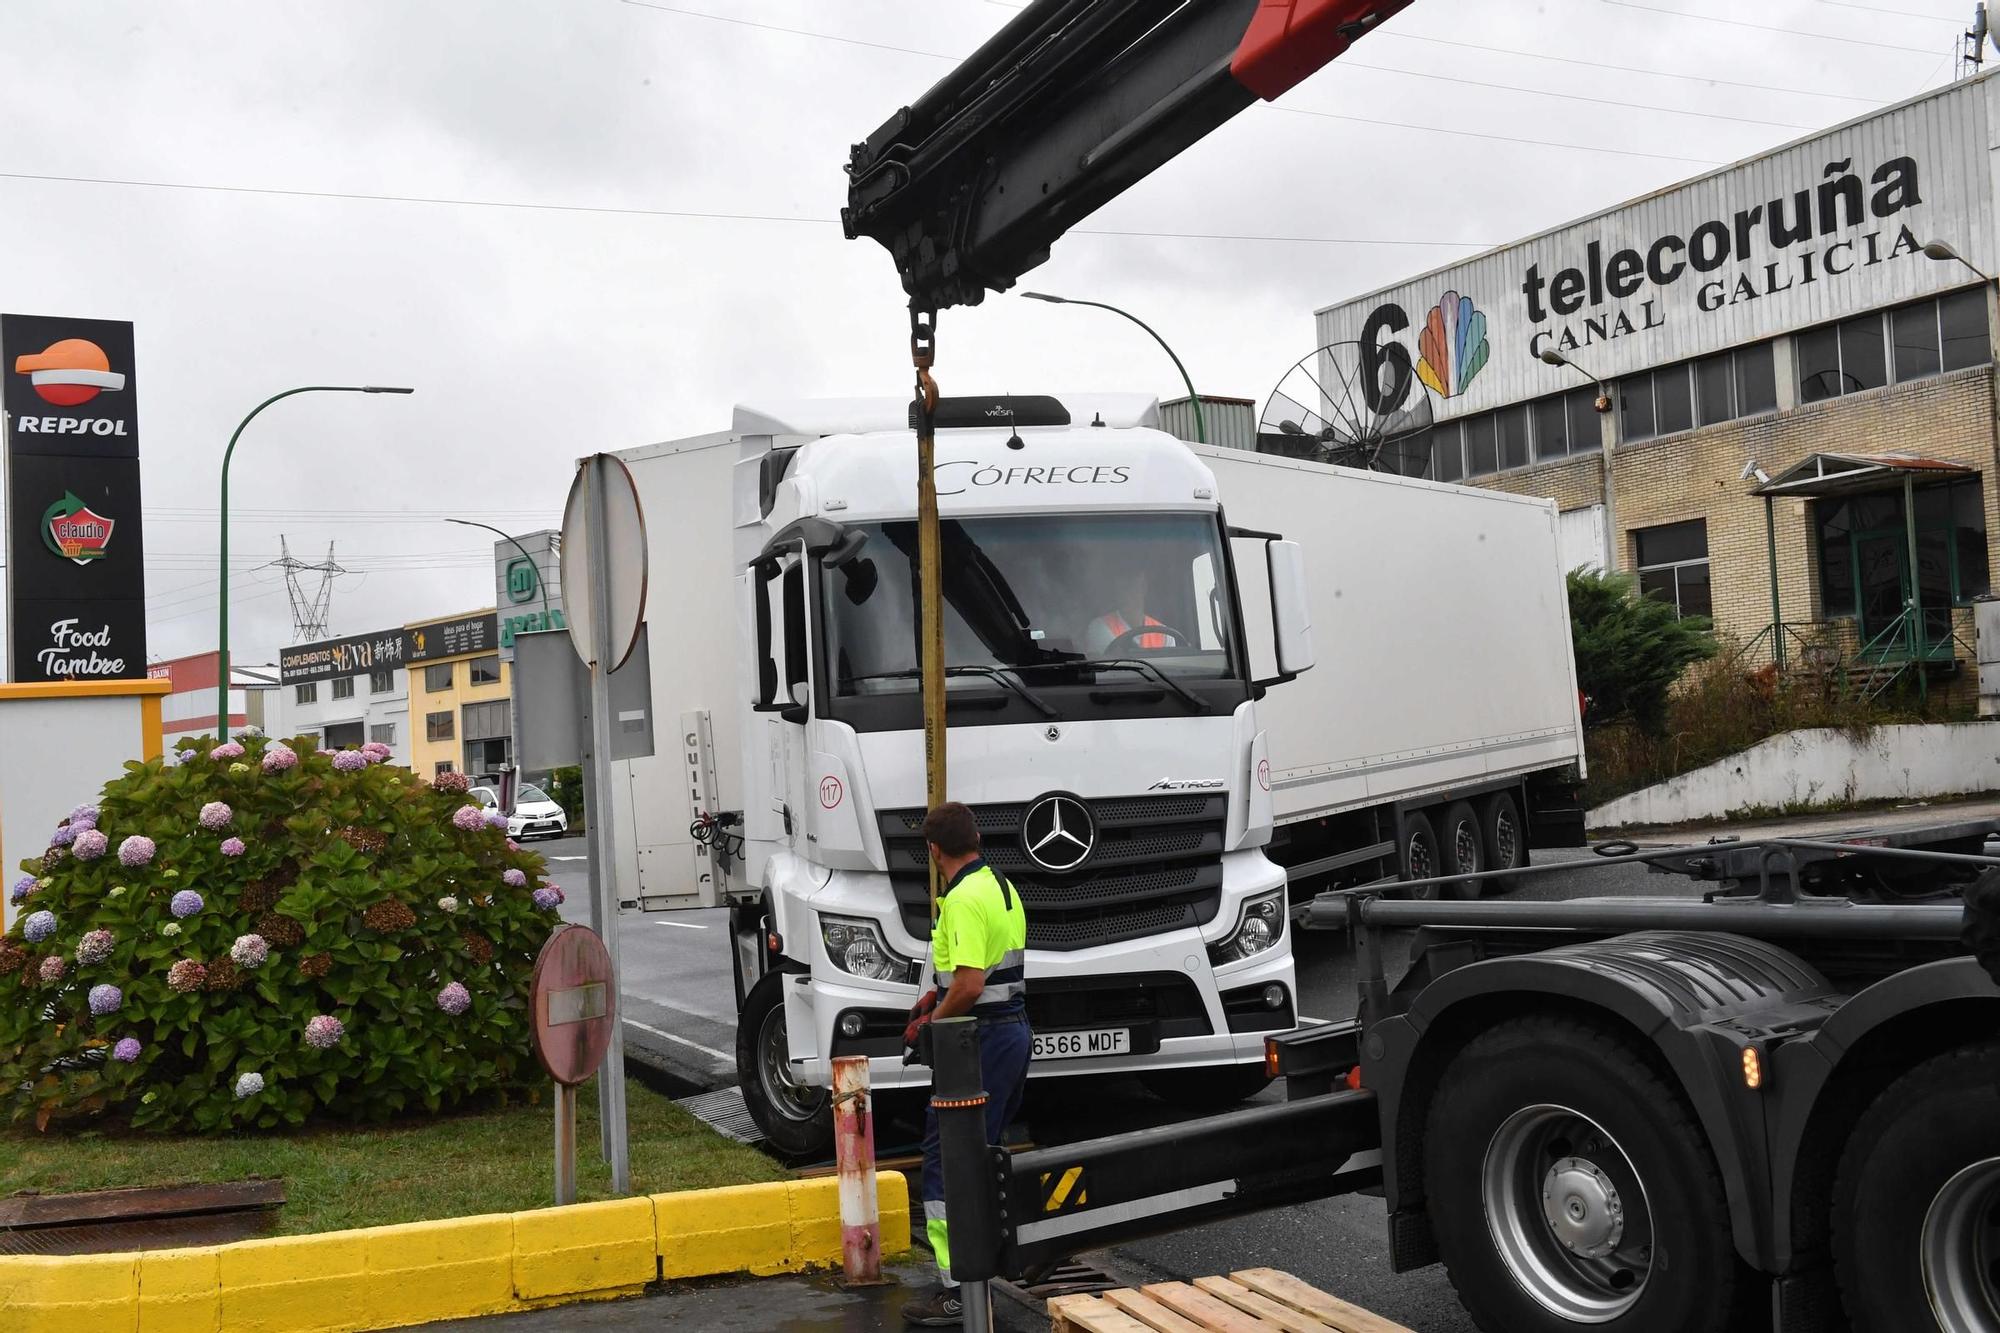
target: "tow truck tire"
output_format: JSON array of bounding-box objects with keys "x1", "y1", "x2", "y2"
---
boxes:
[
  {"x1": 1479, "y1": 791, "x2": 1527, "y2": 893},
  {"x1": 1141, "y1": 1063, "x2": 1272, "y2": 1110},
  {"x1": 736, "y1": 971, "x2": 833, "y2": 1161},
  {"x1": 1831, "y1": 1042, "x2": 2000, "y2": 1333},
  {"x1": 1400, "y1": 810, "x2": 1442, "y2": 899},
  {"x1": 1424, "y1": 1015, "x2": 1743, "y2": 1333},
  {"x1": 1437, "y1": 800, "x2": 1483, "y2": 900}
]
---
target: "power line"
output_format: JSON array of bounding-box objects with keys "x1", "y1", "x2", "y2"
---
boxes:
[
  {"x1": 1268, "y1": 103, "x2": 1718, "y2": 165},
  {"x1": 1811, "y1": 0, "x2": 1964, "y2": 20},
  {"x1": 1597, "y1": 0, "x2": 1944, "y2": 55},
  {"x1": 1376, "y1": 32, "x2": 1889, "y2": 103},
  {"x1": 618, "y1": 0, "x2": 960, "y2": 60},
  {"x1": 1334, "y1": 60, "x2": 1817, "y2": 129}
]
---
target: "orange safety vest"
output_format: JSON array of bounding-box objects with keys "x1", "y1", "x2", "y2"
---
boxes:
[{"x1": 1099, "y1": 611, "x2": 1168, "y2": 650}]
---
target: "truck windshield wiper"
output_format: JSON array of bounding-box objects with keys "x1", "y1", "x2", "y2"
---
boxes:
[
  {"x1": 843, "y1": 666, "x2": 1061, "y2": 720},
  {"x1": 1019, "y1": 658, "x2": 1210, "y2": 714}
]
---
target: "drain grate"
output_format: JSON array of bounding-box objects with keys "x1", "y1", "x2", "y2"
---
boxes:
[
  {"x1": 674, "y1": 1085, "x2": 765, "y2": 1145},
  {"x1": 0, "y1": 1180, "x2": 284, "y2": 1256},
  {"x1": 999, "y1": 1258, "x2": 1124, "y2": 1303}
]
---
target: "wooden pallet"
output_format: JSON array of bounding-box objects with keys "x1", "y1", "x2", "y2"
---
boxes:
[{"x1": 1049, "y1": 1267, "x2": 1414, "y2": 1333}]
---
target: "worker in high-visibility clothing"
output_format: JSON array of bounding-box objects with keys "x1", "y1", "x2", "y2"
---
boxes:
[{"x1": 902, "y1": 800, "x2": 1031, "y2": 1329}]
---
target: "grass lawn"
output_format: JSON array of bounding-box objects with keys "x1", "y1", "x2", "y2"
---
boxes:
[{"x1": 0, "y1": 1078, "x2": 786, "y2": 1235}]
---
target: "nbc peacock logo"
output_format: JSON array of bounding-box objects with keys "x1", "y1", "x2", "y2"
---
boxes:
[{"x1": 1415, "y1": 290, "x2": 1491, "y2": 399}]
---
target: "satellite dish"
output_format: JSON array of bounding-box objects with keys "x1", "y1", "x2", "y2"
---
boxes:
[{"x1": 1257, "y1": 341, "x2": 1435, "y2": 474}]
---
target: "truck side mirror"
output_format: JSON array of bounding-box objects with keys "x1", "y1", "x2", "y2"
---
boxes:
[{"x1": 1268, "y1": 540, "x2": 1314, "y2": 679}]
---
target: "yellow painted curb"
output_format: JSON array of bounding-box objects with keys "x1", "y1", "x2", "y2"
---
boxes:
[{"x1": 0, "y1": 1171, "x2": 909, "y2": 1333}]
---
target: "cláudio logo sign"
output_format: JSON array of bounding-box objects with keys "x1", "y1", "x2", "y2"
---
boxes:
[
  {"x1": 42, "y1": 491, "x2": 114, "y2": 565},
  {"x1": 13, "y1": 338, "x2": 126, "y2": 408}
]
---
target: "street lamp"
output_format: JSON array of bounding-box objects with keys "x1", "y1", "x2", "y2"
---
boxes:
[
  {"x1": 1537, "y1": 346, "x2": 1621, "y2": 575},
  {"x1": 217, "y1": 386, "x2": 413, "y2": 736},
  {"x1": 1020, "y1": 291, "x2": 1206, "y2": 443},
  {"x1": 446, "y1": 518, "x2": 550, "y2": 621},
  {"x1": 1922, "y1": 237, "x2": 1994, "y2": 285}
]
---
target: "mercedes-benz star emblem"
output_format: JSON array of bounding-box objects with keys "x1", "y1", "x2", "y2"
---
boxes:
[{"x1": 1022, "y1": 793, "x2": 1095, "y2": 873}]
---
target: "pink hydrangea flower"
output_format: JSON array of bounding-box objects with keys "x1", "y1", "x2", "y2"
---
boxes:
[
  {"x1": 72, "y1": 829, "x2": 108, "y2": 861},
  {"x1": 303, "y1": 1015, "x2": 344, "y2": 1050},
  {"x1": 230, "y1": 934, "x2": 270, "y2": 969},
  {"x1": 117, "y1": 835, "x2": 156, "y2": 867},
  {"x1": 436, "y1": 981, "x2": 471, "y2": 1015},
  {"x1": 211, "y1": 741, "x2": 245, "y2": 760},
  {"x1": 167, "y1": 959, "x2": 206, "y2": 993},
  {"x1": 75, "y1": 929, "x2": 114, "y2": 966},
  {"x1": 502, "y1": 868, "x2": 527, "y2": 888},
  {"x1": 88, "y1": 984, "x2": 121, "y2": 1015},
  {"x1": 220, "y1": 837, "x2": 246, "y2": 857},
  {"x1": 361, "y1": 742, "x2": 392, "y2": 763},
  {"x1": 38, "y1": 956, "x2": 65, "y2": 983},
  {"x1": 112, "y1": 1037, "x2": 141, "y2": 1063},
  {"x1": 198, "y1": 801, "x2": 233, "y2": 831},
  {"x1": 262, "y1": 743, "x2": 299, "y2": 773},
  {"x1": 451, "y1": 805, "x2": 486, "y2": 832},
  {"x1": 433, "y1": 771, "x2": 469, "y2": 794},
  {"x1": 506, "y1": 839, "x2": 522, "y2": 852},
  {"x1": 332, "y1": 750, "x2": 367, "y2": 772}
]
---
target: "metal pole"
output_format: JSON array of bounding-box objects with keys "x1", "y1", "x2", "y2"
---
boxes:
[
  {"x1": 554, "y1": 1082, "x2": 577, "y2": 1205},
  {"x1": 582, "y1": 455, "x2": 630, "y2": 1191},
  {"x1": 1028, "y1": 295, "x2": 1204, "y2": 442},
  {"x1": 447, "y1": 518, "x2": 550, "y2": 622},
  {"x1": 832, "y1": 1055, "x2": 884, "y2": 1285},
  {"x1": 1765, "y1": 494, "x2": 1785, "y2": 669},
  {"x1": 913, "y1": 312, "x2": 947, "y2": 918},
  {"x1": 1904, "y1": 469, "x2": 1927, "y2": 703},
  {"x1": 932, "y1": 1017, "x2": 998, "y2": 1333}
]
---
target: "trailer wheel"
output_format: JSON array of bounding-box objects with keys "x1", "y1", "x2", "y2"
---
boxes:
[
  {"x1": 1480, "y1": 791, "x2": 1527, "y2": 894},
  {"x1": 1437, "y1": 800, "x2": 1483, "y2": 900},
  {"x1": 1400, "y1": 810, "x2": 1442, "y2": 898},
  {"x1": 1832, "y1": 1042, "x2": 2000, "y2": 1333},
  {"x1": 1424, "y1": 1015, "x2": 1742, "y2": 1333},
  {"x1": 736, "y1": 971, "x2": 832, "y2": 1161}
]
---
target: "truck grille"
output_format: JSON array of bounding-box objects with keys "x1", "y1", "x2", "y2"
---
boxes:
[{"x1": 879, "y1": 793, "x2": 1227, "y2": 952}]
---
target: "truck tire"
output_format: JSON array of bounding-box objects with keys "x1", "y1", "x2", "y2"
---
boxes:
[
  {"x1": 1141, "y1": 1063, "x2": 1272, "y2": 1111},
  {"x1": 1423, "y1": 1015, "x2": 1743, "y2": 1333},
  {"x1": 1479, "y1": 791, "x2": 1527, "y2": 894},
  {"x1": 1437, "y1": 800, "x2": 1483, "y2": 900},
  {"x1": 1831, "y1": 1042, "x2": 2000, "y2": 1333},
  {"x1": 736, "y1": 971, "x2": 833, "y2": 1161},
  {"x1": 1400, "y1": 810, "x2": 1442, "y2": 899}
]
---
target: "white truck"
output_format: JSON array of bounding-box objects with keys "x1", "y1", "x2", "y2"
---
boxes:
[{"x1": 606, "y1": 394, "x2": 1584, "y2": 1155}]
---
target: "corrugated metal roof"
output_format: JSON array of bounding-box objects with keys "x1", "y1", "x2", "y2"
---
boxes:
[{"x1": 1754, "y1": 451, "x2": 1977, "y2": 496}]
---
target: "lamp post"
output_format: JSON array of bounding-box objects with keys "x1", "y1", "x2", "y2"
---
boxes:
[
  {"x1": 1020, "y1": 291, "x2": 1206, "y2": 443},
  {"x1": 446, "y1": 518, "x2": 550, "y2": 622},
  {"x1": 217, "y1": 386, "x2": 413, "y2": 736},
  {"x1": 1538, "y1": 346, "x2": 1620, "y2": 575}
]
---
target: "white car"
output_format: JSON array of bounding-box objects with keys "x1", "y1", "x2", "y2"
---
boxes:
[{"x1": 468, "y1": 783, "x2": 569, "y2": 841}]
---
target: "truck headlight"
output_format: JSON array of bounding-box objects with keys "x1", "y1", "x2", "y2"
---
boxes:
[
  {"x1": 1207, "y1": 889, "x2": 1286, "y2": 967},
  {"x1": 820, "y1": 915, "x2": 918, "y2": 984}
]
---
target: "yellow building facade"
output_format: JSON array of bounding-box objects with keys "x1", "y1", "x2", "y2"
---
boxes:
[{"x1": 402, "y1": 610, "x2": 512, "y2": 781}]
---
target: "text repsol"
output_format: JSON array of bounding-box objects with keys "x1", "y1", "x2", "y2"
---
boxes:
[
  {"x1": 936, "y1": 462, "x2": 1131, "y2": 496},
  {"x1": 12, "y1": 417, "x2": 129, "y2": 436}
]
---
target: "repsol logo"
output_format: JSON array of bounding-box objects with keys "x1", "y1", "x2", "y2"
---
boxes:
[
  {"x1": 936, "y1": 461, "x2": 1131, "y2": 497},
  {"x1": 13, "y1": 416, "x2": 129, "y2": 436}
]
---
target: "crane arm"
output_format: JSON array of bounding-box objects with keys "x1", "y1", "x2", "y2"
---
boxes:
[{"x1": 841, "y1": 0, "x2": 1413, "y2": 311}]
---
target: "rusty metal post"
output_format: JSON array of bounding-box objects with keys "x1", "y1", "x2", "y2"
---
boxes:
[
  {"x1": 831, "y1": 1055, "x2": 885, "y2": 1285},
  {"x1": 554, "y1": 1083, "x2": 577, "y2": 1206}
]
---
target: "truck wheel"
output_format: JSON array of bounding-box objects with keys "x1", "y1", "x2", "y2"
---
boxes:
[
  {"x1": 1400, "y1": 811, "x2": 1442, "y2": 899},
  {"x1": 1480, "y1": 791, "x2": 1527, "y2": 895},
  {"x1": 1437, "y1": 800, "x2": 1483, "y2": 900},
  {"x1": 1424, "y1": 1015, "x2": 1743, "y2": 1333},
  {"x1": 1142, "y1": 1064, "x2": 1272, "y2": 1110},
  {"x1": 736, "y1": 971, "x2": 832, "y2": 1161},
  {"x1": 1832, "y1": 1042, "x2": 2000, "y2": 1333}
]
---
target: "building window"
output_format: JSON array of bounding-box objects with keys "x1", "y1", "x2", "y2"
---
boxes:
[
  {"x1": 1633, "y1": 519, "x2": 1712, "y2": 619},
  {"x1": 1815, "y1": 479, "x2": 1990, "y2": 628},
  {"x1": 426, "y1": 710, "x2": 454, "y2": 741},
  {"x1": 1799, "y1": 290, "x2": 1989, "y2": 404},
  {"x1": 370, "y1": 723, "x2": 396, "y2": 746},
  {"x1": 331, "y1": 676, "x2": 355, "y2": 700},
  {"x1": 434, "y1": 761, "x2": 454, "y2": 777},
  {"x1": 462, "y1": 699, "x2": 510, "y2": 740},
  {"x1": 369, "y1": 668, "x2": 394, "y2": 694},
  {"x1": 295, "y1": 682, "x2": 317, "y2": 705},
  {"x1": 425, "y1": 663, "x2": 453, "y2": 692},
  {"x1": 469, "y1": 655, "x2": 502, "y2": 687},
  {"x1": 1621, "y1": 343, "x2": 1775, "y2": 443}
]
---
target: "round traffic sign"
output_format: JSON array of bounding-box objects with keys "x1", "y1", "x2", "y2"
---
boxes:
[
  {"x1": 560, "y1": 453, "x2": 649, "y2": 673},
  {"x1": 529, "y1": 923, "x2": 617, "y2": 1086}
]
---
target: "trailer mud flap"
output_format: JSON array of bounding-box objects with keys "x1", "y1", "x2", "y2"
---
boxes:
[{"x1": 999, "y1": 1090, "x2": 1382, "y2": 1275}]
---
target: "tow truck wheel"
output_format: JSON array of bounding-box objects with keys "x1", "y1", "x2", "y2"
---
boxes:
[
  {"x1": 1832, "y1": 1042, "x2": 2000, "y2": 1333},
  {"x1": 736, "y1": 971, "x2": 832, "y2": 1161},
  {"x1": 1424, "y1": 1015, "x2": 1742, "y2": 1333}
]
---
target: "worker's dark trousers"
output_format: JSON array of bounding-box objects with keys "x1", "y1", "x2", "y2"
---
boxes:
[{"x1": 920, "y1": 1008, "x2": 1032, "y2": 1286}]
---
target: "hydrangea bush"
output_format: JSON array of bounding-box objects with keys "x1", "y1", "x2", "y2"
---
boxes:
[{"x1": 0, "y1": 737, "x2": 560, "y2": 1132}]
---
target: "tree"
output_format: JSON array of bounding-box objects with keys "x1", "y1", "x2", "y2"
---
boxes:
[{"x1": 1567, "y1": 569, "x2": 1717, "y2": 734}]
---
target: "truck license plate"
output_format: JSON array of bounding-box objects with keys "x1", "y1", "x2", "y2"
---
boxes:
[{"x1": 1033, "y1": 1028, "x2": 1130, "y2": 1060}]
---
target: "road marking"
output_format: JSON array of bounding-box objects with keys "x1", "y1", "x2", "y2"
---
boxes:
[
  {"x1": 547, "y1": 855, "x2": 587, "y2": 862},
  {"x1": 653, "y1": 919, "x2": 707, "y2": 929},
  {"x1": 624, "y1": 1018, "x2": 732, "y2": 1064}
]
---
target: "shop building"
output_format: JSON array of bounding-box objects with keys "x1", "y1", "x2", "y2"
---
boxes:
[
  {"x1": 147, "y1": 651, "x2": 277, "y2": 747},
  {"x1": 402, "y1": 610, "x2": 510, "y2": 781},
  {"x1": 1314, "y1": 73, "x2": 2000, "y2": 699}
]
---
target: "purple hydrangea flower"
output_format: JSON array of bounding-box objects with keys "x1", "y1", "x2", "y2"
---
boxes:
[
  {"x1": 112, "y1": 1037, "x2": 141, "y2": 1063},
  {"x1": 233, "y1": 1072, "x2": 264, "y2": 1099},
  {"x1": 88, "y1": 984, "x2": 121, "y2": 1015},
  {"x1": 75, "y1": 929, "x2": 114, "y2": 966},
  {"x1": 39, "y1": 956, "x2": 65, "y2": 983},
  {"x1": 483, "y1": 810, "x2": 507, "y2": 831},
  {"x1": 10, "y1": 875, "x2": 35, "y2": 905},
  {"x1": 262, "y1": 743, "x2": 299, "y2": 773},
  {"x1": 198, "y1": 801, "x2": 233, "y2": 831},
  {"x1": 172, "y1": 748, "x2": 197, "y2": 766},
  {"x1": 303, "y1": 1015, "x2": 344, "y2": 1050},
  {"x1": 436, "y1": 981, "x2": 472, "y2": 1015},
  {"x1": 211, "y1": 741, "x2": 245, "y2": 760},
  {"x1": 220, "y1": 837, "x2": 246, "y2": 858},
  {"x1": 49, "y1": 824, "x2": 77, "y2": 848},
  {"x1": 117, "y1": 835, "x2": 156, "y2": 868},
  {"x1": 331, "y1": 750, "x2": 367, "y2": 772},
  {"x1": 169, "y1": 889, "x2": 204, "y2": 919},
  {"x1": 230, "y1": 934, "x2": 270, "y2": 968},
  {"x1": 361, "y1": 741, "x2": 392, "y2": 763},
  {"x1": 72, "y1": 828, "x2": 109, "y2": 861},
  {"x1": 22, "y1": 910, "x2": 56, "y2": 943},
  {"x1": 451, "y1": 805, "x2": 486, "y2": 833},
  {"x1": 70, "y1": 804, "x2": 100, "y2": 828},
  {"x1": 502, "y1": 868, "x2": 527, "y2": 888},
  {"x1": 532, "y1": 887, "x2": 561, "y2": 911}
]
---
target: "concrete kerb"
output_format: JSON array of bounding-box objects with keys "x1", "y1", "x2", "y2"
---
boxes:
[{"x1": 0, "y1": 1170, "x2": 910, "y2": 1333}]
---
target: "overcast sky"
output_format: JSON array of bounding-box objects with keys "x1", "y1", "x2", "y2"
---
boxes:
[{"x1": 0, "y1": 0, "x2": 1970, "y2": 667}]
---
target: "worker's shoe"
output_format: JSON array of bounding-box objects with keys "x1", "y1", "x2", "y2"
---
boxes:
[{"x1": 902, "y1": 1284, "x2": 965, "y2": 1327}]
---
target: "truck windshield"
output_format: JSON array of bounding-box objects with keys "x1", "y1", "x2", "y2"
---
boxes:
[{"x1": 820, "y1": 513, "x2": 1240, "y2": 707}]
